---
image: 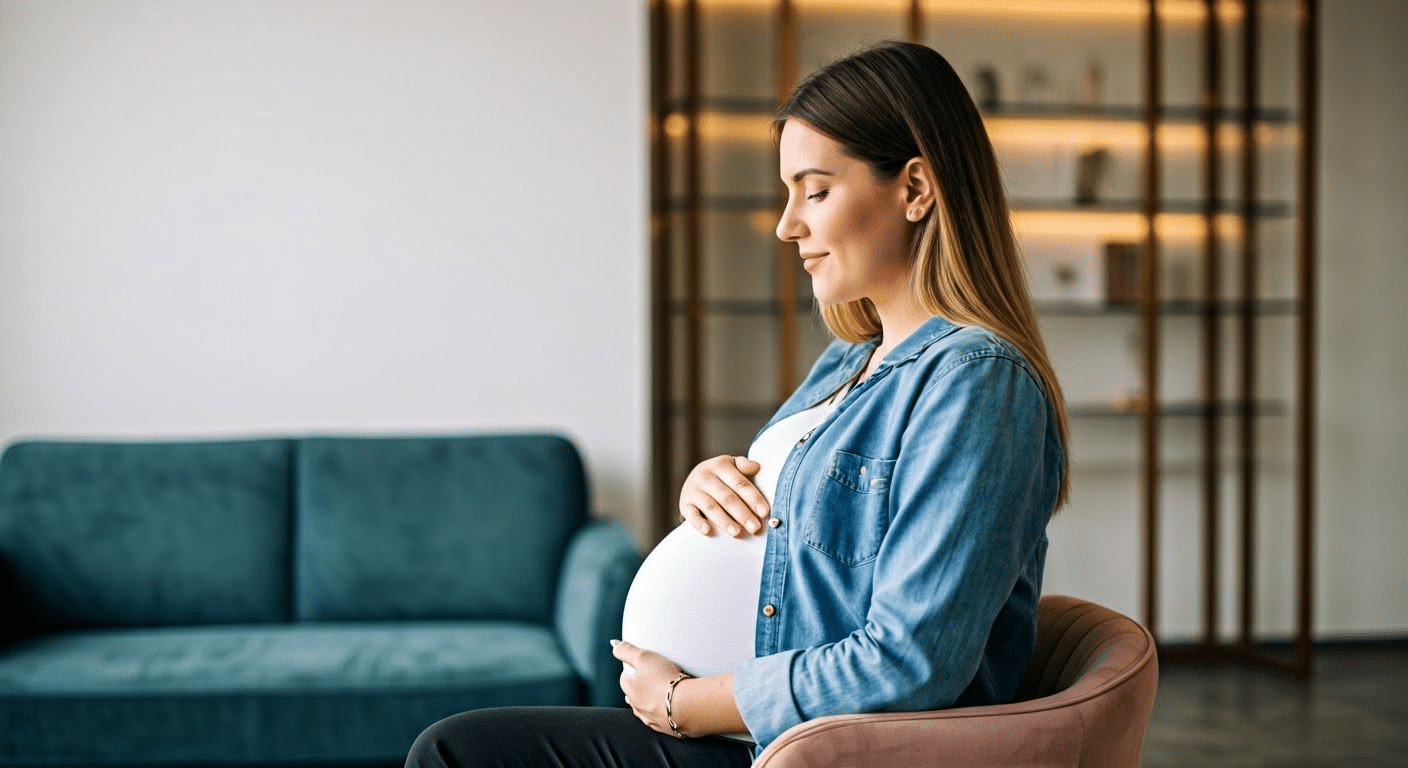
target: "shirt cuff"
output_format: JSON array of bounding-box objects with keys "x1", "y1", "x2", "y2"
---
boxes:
[{"x1": 732, "y1": 649, "x2": 805, "y2": 749}]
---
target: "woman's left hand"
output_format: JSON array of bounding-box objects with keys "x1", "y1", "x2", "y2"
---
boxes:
[{"x1": 612, "y1": 640, "x2": 688, "y2": 737}]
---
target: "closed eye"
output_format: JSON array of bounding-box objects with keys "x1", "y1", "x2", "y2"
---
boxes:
[{"x1": 806, "y1": 189, "x2": 829, "y2": 201}]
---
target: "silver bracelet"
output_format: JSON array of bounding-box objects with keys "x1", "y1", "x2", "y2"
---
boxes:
[{"x1": 664, "y1": 671, "x2": 692, "y2": 738}]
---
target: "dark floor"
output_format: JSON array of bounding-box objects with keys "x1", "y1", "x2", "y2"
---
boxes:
[{"x1": 1142, "y1": 643, "x2": 1408, "y2": 768}]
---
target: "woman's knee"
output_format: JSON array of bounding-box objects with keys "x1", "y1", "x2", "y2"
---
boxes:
[
  {"x1": 405, "y1": 709, "x2": 501, "y2": 768},
  {"x1": 406, "y1": 715, "x2": 450, "y2": 768}
]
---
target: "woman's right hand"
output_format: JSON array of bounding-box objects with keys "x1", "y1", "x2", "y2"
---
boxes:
[{"x1": 679, "y1": 455, "x2": 770, "y2": 537}]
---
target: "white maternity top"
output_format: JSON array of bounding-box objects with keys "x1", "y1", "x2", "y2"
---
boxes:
[{"x1": 620, "y1": 379, "x2": 854, "y2": 741}]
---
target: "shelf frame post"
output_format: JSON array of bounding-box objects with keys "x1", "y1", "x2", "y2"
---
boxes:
[
  {"x1": 907, "y1": 0, "x2": 923, "y2": 43},
  {"x1": 1293, "y1": 0, "x2": 1318, "y2": 681},
  {"x1": 775, "y1": 0, "x2": 799, "y2": 402},
  {"x1": 649, "y1": 0, "x2": 675, "y2": 541},
  {"x1": 682, "y1": 0, "x2": 704, "y2": 473},
  {"x1": 1199, "y1": 0, "x2": 1225, "y2": 649},
  {"x1": 1236, "y1": 0, "x2": 1262, "y2": 654},
  {"x1": 1140, "y1": 0, "x2": 1165, "y2": 637}
]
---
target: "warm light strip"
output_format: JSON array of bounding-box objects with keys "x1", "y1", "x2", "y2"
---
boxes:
[
  {"x1": 1159, "y1": 212, "x2": 1245, "y2": 240},
  {"x1": 988, "y1": 117, "x2": 1153, "y2": 150},
  {"x1": 737, "y1": 209, "x2": 1248, "y2": 241},
  {"x1": 918, "y1": 0, "x2": 1243, "y2": 23},
  {"x1": 690, "y1": 0, "x2": 909, "y2": 11},
  {"x1": 1013, "y1": 210, "x2": 1246, "y2": 240},
  {"x1": 748, "y1": 209, "x2": 780, "y2": 235},
  {"x1": 685, "y1": 0, "x2": 1246, "y2": 23},
  {"x1": 988, "y1": 118, "x2": 1298, "y2": 152},
  {"x1": 664, "y1": 111, "x2": 773, "y2": 143},
  {"x1": 797, "y1": 0, "x2": 911, "y2": 11},
  {"x1": 667, "y1": 110, "x2": 1299, "y2": 151},
  {"x1": 1015, "y1": 210, "x2": 1146, "y2": 238}
]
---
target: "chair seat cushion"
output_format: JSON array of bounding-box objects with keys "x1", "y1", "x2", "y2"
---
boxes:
[{"x1": 0, "y1": 621, "x2": 580, "y2": 765}]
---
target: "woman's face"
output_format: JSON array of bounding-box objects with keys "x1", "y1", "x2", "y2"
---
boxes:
[{"x1": 776, "y1": 119, "x2": 916, "y2": 308}]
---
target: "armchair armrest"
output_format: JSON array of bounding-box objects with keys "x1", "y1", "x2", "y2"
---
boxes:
[
  {"x1": 553, "y1": 518, "x2": 643, "y2": 707},
  {"x1": 753, "y1": 698, "x2": 1088, "y2": 768},
  {"x1": 753, "y1": 620, "x2": 1158, "y2": 768}
]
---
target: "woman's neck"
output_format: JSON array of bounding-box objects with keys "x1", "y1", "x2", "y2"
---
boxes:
[
  {"x1": 859, "y1": 292, "x2": 933, "y2": 380},
  {"x1": 870, "y1": 293, "x2": 933, "y2": 361}
]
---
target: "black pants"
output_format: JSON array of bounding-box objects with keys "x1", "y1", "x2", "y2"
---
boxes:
[{"x1": 405, "y1": 706, "x2": 756, "y2": 768}]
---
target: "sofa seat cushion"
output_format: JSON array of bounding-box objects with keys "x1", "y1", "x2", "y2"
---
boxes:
[{"x1": 0, "y1": 621, "x2": 581, "y2": 765}]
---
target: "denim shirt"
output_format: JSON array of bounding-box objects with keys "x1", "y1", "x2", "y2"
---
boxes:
[{"x1": 732, "y1": 315, "x2": 1064, "y2": 754}]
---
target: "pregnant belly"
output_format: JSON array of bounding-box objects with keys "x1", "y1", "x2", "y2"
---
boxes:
[{"x1": 620, "y1": 523, "x2": 767, "y2": 679}]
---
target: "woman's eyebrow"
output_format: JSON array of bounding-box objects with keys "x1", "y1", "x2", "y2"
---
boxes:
[{"x1": 789, "y1": 167, "x2": 835, "y2": 182}]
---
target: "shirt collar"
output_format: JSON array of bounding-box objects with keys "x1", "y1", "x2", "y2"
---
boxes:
[
  {"x1": 880, "y1": 314, "x2": 962, "y2": 367},
  {"x1": 824, "y1": 314, "x2": 962, "y2": 395}
]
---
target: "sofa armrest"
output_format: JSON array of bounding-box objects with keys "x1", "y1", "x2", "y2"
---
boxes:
[{"x1": 553, "y1": 518, "x2": 643, "y2": 707}]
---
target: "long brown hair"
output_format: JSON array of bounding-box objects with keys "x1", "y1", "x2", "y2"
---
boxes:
[{"x1": 775, "y1": 40, "x2": 1071, "y2": 508}]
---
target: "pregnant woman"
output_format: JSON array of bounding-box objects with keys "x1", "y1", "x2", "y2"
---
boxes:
[{"x1": 406, "y1": 40, "x2": 1069, "y2": 767}]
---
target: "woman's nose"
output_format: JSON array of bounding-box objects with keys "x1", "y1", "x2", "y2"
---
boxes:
[{"x1": 776, "y1": 202, "x2": 804, "y2": 242}]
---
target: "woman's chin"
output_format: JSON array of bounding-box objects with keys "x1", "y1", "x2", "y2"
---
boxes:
[
  {"x1": 810, "y1": 285, "x2": 856, "y2": 306},
  {"x1": 808, "y1": 281, "x2": 838, "y2": 305}
]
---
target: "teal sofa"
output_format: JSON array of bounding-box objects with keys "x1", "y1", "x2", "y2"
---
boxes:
[{"x1": 0, "y1": 434, "x2": 642, "y2": 766}]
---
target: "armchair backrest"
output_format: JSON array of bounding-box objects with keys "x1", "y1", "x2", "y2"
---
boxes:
[{"x1": 1015, "y1": 594, "x2": 1160, "y2": 767}]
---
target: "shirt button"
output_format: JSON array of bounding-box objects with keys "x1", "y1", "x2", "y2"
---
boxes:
[
  {"x1": 768, "y1": 517, "x2": 782, "y2": 528},
  {"x1": 762, "y1": 604, "x2": 776, "y2": 617}
]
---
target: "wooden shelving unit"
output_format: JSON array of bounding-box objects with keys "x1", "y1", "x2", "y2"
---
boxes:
[{"x1": 648, "y1": 0, "x2": 1316, "y2": 678}]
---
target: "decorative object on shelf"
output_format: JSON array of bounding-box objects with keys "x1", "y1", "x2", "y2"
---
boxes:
[
  {"x1": 1019, "y1": 63, "x2": 1052, "y2": 106},
  {"x1": 1104, "y1": 240, "x2": 1141, "y2": 306},
  {"x1": 1081, "y1": 58, "x2": 1105, "y2": 108},
  {"x1": 1075, "y1": 146, "x2": 1112, "y2": 204},
  {"x1": 1025, "y1": 233, "x2": 1102, "y2": 306},
  {"x1": 974, "y1": 64, "x2": 1000, "y2": 111},
  {"x1": 1114, "y1": 392, "x2": 1149, "y2": 414}
]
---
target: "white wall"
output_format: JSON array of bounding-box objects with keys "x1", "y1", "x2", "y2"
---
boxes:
[
  {"x1": 0, "y1": 1, "x2": 651, "y2": 536},
  {"x1": 1315, "y1": 0, "x2": 1408, "y2": 638}
]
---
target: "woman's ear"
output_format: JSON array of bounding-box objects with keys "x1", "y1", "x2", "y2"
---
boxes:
[{"x1": 901, "y1": 157, "x2": 936, "y2": 222}]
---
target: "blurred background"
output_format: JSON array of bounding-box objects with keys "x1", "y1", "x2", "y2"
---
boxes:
[
  {"x1": 0, "y1": 0, "x2": 1402, "y2": 660},
  {"x1": 650, "y1": 0, "x2": 1353, "y2": 670}
]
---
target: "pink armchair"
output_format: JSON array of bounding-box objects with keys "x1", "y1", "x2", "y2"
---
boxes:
[{"x1": 754, "y1": 595, "x2": 1159, "y2": 768}]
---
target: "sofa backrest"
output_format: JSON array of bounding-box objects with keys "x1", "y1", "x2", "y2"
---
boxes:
[
  {"x1": 292, "y1": 434, "x2": 587, "y2": 623},
  {"x1": 0, "y1": 434, "x2": 588, "y2": 632},
  {"x1": 0, "y1": 439, "x2": 294, "y2": 629}
]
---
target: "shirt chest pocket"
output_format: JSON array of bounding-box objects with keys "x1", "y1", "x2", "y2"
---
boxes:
[{"x1": 803, "y1": 450, "x2": 895, "y2": 567}]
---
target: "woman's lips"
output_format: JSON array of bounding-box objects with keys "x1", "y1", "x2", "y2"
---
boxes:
[{"x1": 801, "y1": 252, "x2": 827, "y2": 271}]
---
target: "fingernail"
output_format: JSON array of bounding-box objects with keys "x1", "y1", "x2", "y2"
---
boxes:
[
  {"x1": 698, "y1": 523, "x2": 710, "y2": 534},
  {"x1": 727, "y1": 524, "x2": 740, "y2": 536},
  {"x1": 609, "y1": 639, "x2": 620, "y2": 648},
  {"x1": 745, "y1": 519, "x2": 759, "y2": 532}
]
